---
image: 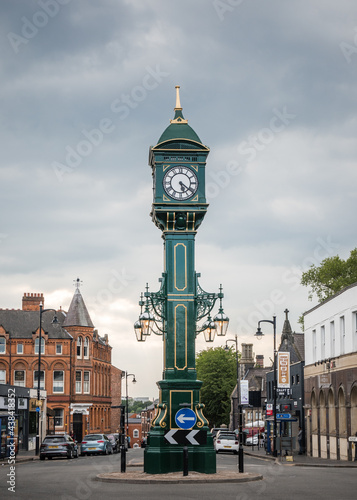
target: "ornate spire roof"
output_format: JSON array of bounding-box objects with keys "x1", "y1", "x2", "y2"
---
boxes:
[
  {"x1": 62, "y1": 287, "x2": 94, "y2": 328},
  {"x1": 279, "y1": 308, "x2": 304, "y2": 362},
  {"x1": 156, "y1": 85, "x2": 204, "y2": 146}
]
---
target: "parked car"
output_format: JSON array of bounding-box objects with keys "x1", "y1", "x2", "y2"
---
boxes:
[
  {"x1": 211, "y1": 428, "x2": 231, "y2": 439},
  {"x1": 80, "y1": 434, "x2": 113, "y2": 456},
  {"x1": 214, "y1": 433, "x2": 239, "y2": 454},
  {"x1": 107, "y1": 434, "x2": 119, "y2": 453},
  {"x1": 113, "y1": 433, "x2": 128, "y2": 451},
  {"x1": 40, "y1": 434, "x2": 78, "y2": 460},
  {"x1": 216, "y1": 430, "x2": 237, "y2": 439},
  {"x1": 246, "y1": 435, "x2": 259, "y2": 446}
]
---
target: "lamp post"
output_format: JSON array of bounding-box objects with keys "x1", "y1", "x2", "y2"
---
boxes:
[
  {"x1": 225, "y1": 335, "x2": 244, "y2": 473},
  {"x1": 36, "y1": 304, "x2": 59, "y2": 455},
  {"x1": 255, "y1": 315, "x2": 277, "y2": 457},
  {"x1": 123, "y1": 372, "x2": 136, "y2": 446}
]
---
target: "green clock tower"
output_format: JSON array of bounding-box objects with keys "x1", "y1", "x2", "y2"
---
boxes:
[{"x1": 135, "y1": 87, "x2": 228, "y2": 475}]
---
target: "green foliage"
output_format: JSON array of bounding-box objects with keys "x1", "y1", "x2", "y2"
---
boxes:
[
  {"x1": 301, "y1": 248, "x2": 357, "y2": 302},
  {"x1": 196, "y1": 347, "x2": 237, "y2": 428},
  {"x1": 122, "y1": 399, "x2": 153, "y2": 413}
]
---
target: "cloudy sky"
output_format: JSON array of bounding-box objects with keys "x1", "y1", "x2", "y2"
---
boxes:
[{"x1": 1, "y1": 0, "x2": 356, "y2": 398}]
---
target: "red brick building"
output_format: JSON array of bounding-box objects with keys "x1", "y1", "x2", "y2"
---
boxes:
[{"x1": 0, "y1": 288, "x2": 122, "y2": 446}]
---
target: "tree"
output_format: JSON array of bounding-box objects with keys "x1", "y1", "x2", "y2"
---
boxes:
[
  {"x1": 301, "y1": 248, "x2": 357, "y2": 302},
  {"x1": 196, "y1": 346, "x2": 237, "y2": 428}
]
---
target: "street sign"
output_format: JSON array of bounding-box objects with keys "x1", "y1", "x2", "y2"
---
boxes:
[
  {"x1": 276, "y1": 413, "x2": 291, "y2": 419},
  {"x1": 164, "y1": 429, "x2": 207, "y2": 446},
  {"x1": 175, "y1": 408, "x2": 197, "y2": 430},
  {"x1": 348, "y1": 436, "x2": 357, "y2": 442}
]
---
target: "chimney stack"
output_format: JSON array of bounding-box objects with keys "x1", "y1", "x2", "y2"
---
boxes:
[
  {"x1": 256, "y1": 354, "x2": 264, "y2": 367},
  {"x1": 22, "y1": 293, "x2": 44, "y2": 311}
]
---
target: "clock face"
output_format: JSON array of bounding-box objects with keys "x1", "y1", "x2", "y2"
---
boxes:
[{"x1": 163, "y1": 166, "x2": 198, "y2": 200}]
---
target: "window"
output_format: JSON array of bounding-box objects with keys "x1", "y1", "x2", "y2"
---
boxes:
[
  {"x1": 0, "y1": 369, "x2": 6, "y2": 384},
  {"x1": 77, "y1": 337, "x2": 82, "y2": 358},
  {"x1": 17, "y1": 343, "x2": 23, "y2": 354},
  {"x1": 133, "y1": 429, "x2": 139, "y2": 438},
  {"x1": 76, "y1": 371, "x2": 82, "y2": 393},
  {"x1": 34, "y1": 337, "x2": 45, "y2": 354},
  {"x1": 33, "y1": 370, "x2": 45, "y2": 390},
  {"x1": 312, "y1": 329, "x2": 317, "y2": 361},
  {"x1": 54, "y1": 408, "x2": 64, "y2": 427},
  {"x1": 83, "y1": 371, "x2": 90, "y2": 393},
  {"x1": 321, "y1": 325, "x2": 326, "y2": 359},
  {"x1": 296, "y1": 374, "x2": 300, "y2": 384},
  {"x1": 14, "y1": 370, "x2": 25, "y2": 387},
  {"x1": 56, "y1": 344, "x2": 62, "y2": 355},
  {"x1": 53, "y1": 371, "x2": 64, "y2": 393},
  {"x1": 0, "y1": 337, "x2": 5, "y2": 354},
  {"x1": 340, "y1": 316, "x2": 345, "y2": 355},
  {"x1": 83, "y1": 338, "x2": 89, "y2": 359},
  {"x1": 291, "y1": 375, "x2": 295, "y2": 385},
  {"x1": 330, "y1": 321, "x2": 335, "y2": 357}
]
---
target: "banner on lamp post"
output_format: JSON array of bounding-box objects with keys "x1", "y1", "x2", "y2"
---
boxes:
[
  {"x1": 277, "y1": 352, "x2": 290, "y2": 389},
  {"x1": 240, "y1": 380, "x2": 249, "y2": 405}
]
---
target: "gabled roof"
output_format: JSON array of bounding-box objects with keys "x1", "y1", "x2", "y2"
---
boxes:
[
  {"x1": 0, "y1": 309, "x2": 70, "y2": 339},
  {"x1": 62, "y1": 289, "x2": 94, "y2": 328}
]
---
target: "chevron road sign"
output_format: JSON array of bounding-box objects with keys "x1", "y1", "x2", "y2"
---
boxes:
[{"x1": 164, "y1": 429, "x2": 207, "y2": 446}]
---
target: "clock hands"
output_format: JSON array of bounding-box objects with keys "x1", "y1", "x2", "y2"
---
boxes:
[{"x1": 179, "y1": 180, "x2": 193, "y2": 193}]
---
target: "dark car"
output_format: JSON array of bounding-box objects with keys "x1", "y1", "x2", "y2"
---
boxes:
[
  {"x1": 114, "y1": 433, "x2": 128, "y2": 451},
  {"x1": 40, "y1": 434, "x2": 78, "y2": 460},
  {"x1": 107, "y1": 434, "x2": 119, "y2": 453}
]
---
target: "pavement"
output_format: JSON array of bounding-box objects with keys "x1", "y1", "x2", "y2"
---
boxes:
[{"x1": 244, "y1": 444, "x2": 357, "y2": 467}]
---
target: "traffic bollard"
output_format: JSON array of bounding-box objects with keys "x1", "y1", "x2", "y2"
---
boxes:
[{"x1": 183, "y1": 446, "x2": 188, "y2": 476}]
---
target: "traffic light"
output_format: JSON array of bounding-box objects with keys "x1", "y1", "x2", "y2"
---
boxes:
[{"x1": 282, "y1": 403, "x2": 291, "y2": 412}]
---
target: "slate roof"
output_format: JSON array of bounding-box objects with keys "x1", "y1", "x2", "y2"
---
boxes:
[
  {"x1": 0, "y1": 309, "x2": 70, "y2": 339},
  {"x1": 62, "y1": 289, "x2": 94, "y2": 328}
]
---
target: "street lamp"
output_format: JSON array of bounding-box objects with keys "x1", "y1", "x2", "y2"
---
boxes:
[
  {"x1": 36, "y1": 304, "x2": 59, "y2": 455},
  {"x1": 255, "y1": 315, "x2": 277, "y2": 457},
  {"x1": 123, "y1": 372, "x2": 136, "y2": 445},
  {"x1": 225, "y1": 335, "x2": 244, "y2": 473}
]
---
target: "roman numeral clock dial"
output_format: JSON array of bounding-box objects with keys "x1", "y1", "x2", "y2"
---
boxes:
[{"x1": 163, "y1": 166, "x2": 198, "y2": 200}]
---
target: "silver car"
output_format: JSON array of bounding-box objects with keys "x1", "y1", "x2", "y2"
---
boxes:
[{"x1": 80, "y1": 434, "x2": 113, "y2": 456}]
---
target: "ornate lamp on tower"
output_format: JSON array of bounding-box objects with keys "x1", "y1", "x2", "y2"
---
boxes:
[{"x1": 135, "y1": 87, "x2": 229, "y2": 474}]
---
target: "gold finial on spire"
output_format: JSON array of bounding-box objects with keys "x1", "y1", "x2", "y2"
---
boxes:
[
  {"x1": 170, "y1": 85, "x2": 188, "y2": 124},
  {"x1": 175, "y1": 85, "x2": 182, "y2": 110}
]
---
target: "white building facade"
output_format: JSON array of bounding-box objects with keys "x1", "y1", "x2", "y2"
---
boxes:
[{"x1": 304, "y1": 283, "x2": 357, "y2": 460}]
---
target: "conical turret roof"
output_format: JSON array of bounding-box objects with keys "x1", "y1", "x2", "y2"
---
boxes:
[{"x1": 62, "y1": 288, "x2": 94, "y2": 328}]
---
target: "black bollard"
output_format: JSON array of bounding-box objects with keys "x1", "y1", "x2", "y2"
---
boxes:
[
  {"x1": 183, "y1": 446, "x2": 189, "y2": 476},
  {"x1": 121, "y1": 443, "x2": 126, "y2": 473}
]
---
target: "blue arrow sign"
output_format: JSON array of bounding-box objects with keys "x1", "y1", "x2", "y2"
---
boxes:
[
  {"x1": 175, "y1": 408, "x2": 197, "y2": 430},
  {"x1": 276, "y1": 413, "x2": 291, "y2": 419}
]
